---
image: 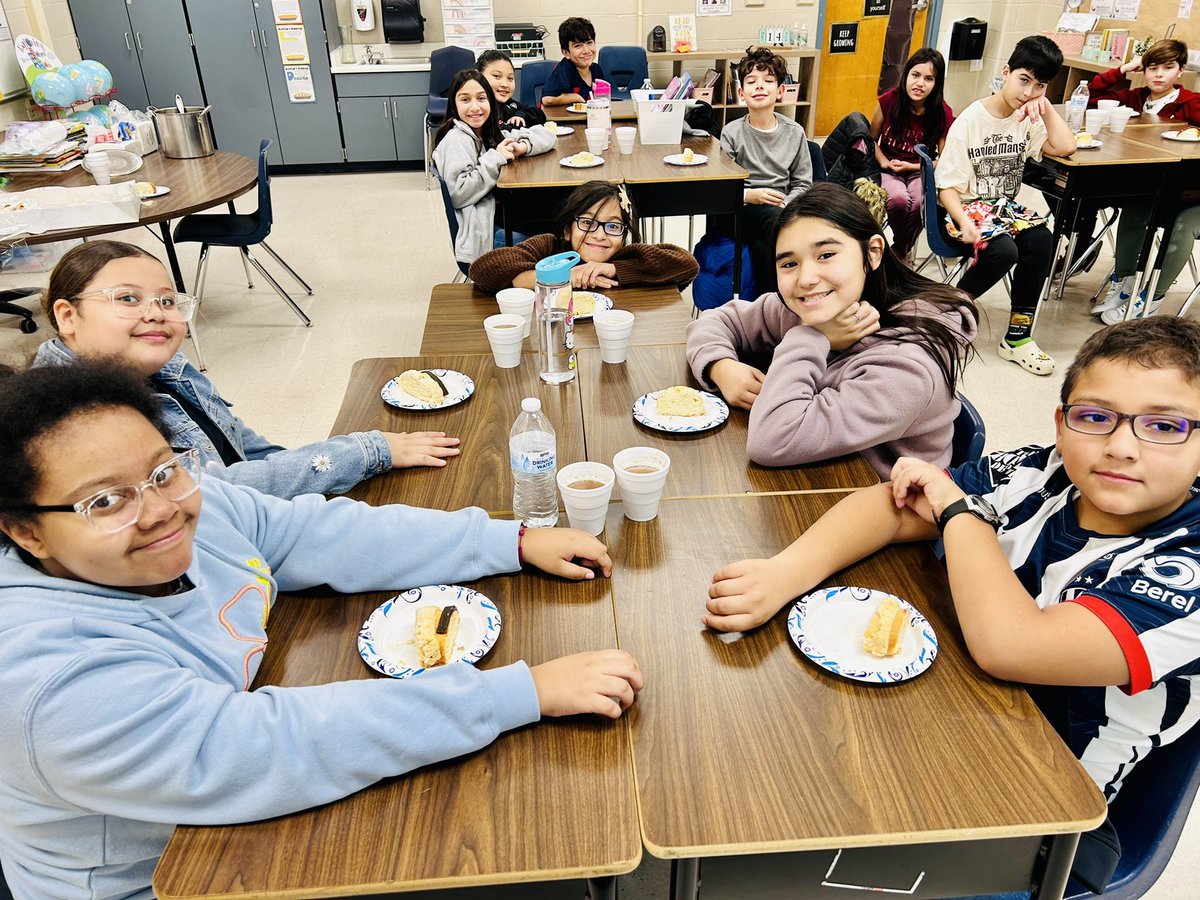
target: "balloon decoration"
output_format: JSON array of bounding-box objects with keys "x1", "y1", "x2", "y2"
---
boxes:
[{"x1": 16, "y1": 34, "x2": 116, "y2": 109}]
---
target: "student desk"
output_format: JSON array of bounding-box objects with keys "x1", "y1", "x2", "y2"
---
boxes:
[
  {"x1": 1, "y1": 151, "x2": 258, "y2": 294},
  {"x1": 611, "y1": 492, "x2": 1107, "y2": 900},
  {"x1": 543, "y1": 100, "x2": 638, "y2": 122},
  {"x1": 421, "y1": 283, "x2": 693, "y2": 354}
]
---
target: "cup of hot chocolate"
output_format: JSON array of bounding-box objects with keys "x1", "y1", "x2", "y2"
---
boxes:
[
  {"x1": 612, "y1": 447, "x2": 671, "y2": 521},
  {"x1": 556, "y1": 461, "x2": 616, "y2": 535}
]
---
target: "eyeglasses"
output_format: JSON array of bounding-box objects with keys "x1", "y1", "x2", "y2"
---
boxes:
[
  {"x1": 74, "y1": 288, "x2": 198, "y2": 322},
  {"x1": 574, "y1": 216, "x2": 627, "y2": 237},
  {"x1": 4, "y1": 450, "x2": 202, "y2": 534},
  {"x1": 1061, "y1": 404, "x2": 1200, "y2": 445}
]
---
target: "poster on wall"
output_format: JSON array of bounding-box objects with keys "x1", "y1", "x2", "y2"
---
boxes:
[
  {"x1": 284, "y1": 65, "x2": 315, "y2": 102},
  {"x1": 830, "y1": 22, "x2": 859, "y2": 54},
  {"x1": 670, "y1": 14, "x2": 696, "y2": 51},
  {"x1": 276, "y1": 24, "x2": 309, "y2": 65},
  {"x1": 697, "y1": 0, "x2": 731, "y2": 17},
  {"x1": 1112, "y1": 0, "x2": 1141, "y2": 19},
  {"x1": 1090, "y1": 0, "x2": 1115, "y2": 14},
  {"x1": 271, "y1": 0, "x2": 302, "y2": 24},
  {"x1": 443, "y1": 0, "x2": 494, "y2": 50},
  {"x1": 864, "y1": 0, "x2": 891, "y2": 17}
]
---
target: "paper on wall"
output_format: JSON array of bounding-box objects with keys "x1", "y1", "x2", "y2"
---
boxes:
[
  {"x1": 697, "y1": 0, "x2": 731, "y2": 17},
  {"x1": 285, "y1": 65, "x2": 315, "y2": 103},
  {"x1": 1112, "y1": 0, "x2": 1141, "y2": 19},
  {"x1": 276, "y1": 24, "x2": 310, "y2": 65},
  {"x1": 271, "y1": 0, "x2": 302, "y2": 24}
]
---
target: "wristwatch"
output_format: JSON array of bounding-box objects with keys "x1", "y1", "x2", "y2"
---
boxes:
[{"x1": 937, "y1": 495, "x2": 1002, "y2": 533}]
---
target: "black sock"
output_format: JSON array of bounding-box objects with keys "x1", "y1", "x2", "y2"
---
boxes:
[{"x1": 1004, "y1": 311, "x2": 1034, "y2": 345}]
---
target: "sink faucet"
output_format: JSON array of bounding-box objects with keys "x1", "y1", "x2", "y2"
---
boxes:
[{"x1": 363, "y1": 45, "x2": 382, "y2": 65}]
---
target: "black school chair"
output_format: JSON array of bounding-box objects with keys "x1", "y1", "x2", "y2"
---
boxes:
[
  {"x1": 518, "y1": 59, "x2": 554, "y2": 109},
  {"x1": 912, "y1": 143, "x2": 973, "y2": 284},
  {"x1": 597, "y1": 46, "x2": 648, "y2": 100},
  {"x1": 0, "y1": 286, "x2": 41, "y2": 333},
  {"x1": 949, "y1": 394, "x2": 986, "y2": 468},
  {"x1": 434, "y1": 170, "x2": 470, "y2": 282}
]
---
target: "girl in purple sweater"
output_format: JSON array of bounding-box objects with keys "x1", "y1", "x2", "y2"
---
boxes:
[{"x1": 685, "y1": 182, "x2": 978, "y2": 478}]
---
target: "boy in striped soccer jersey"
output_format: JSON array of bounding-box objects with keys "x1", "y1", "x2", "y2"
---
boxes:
[{"x1": 703, "y1": 316, "x2": 1200, "y2": 891}]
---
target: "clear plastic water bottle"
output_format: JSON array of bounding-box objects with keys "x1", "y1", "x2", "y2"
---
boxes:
[
  {"x1": 799, "y1": 24, "x2": 809, "y2": 48},
  {"x1": 510, "y1": 397, "x2": 558, "y2": 528},
  {"x1": 641, "y1": 77, "x2": 653, "y2": 93},
  {"x1": 1067, "y1": 80, "x2": 1089, "y2": 133},
  {"x1": 534, "y1": 251, "x2": 579, "y2": 384}
]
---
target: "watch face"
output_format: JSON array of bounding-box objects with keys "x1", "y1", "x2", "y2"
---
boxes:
[{"x1": 964, "y1": 495, "x2": 1002, "y2": 527}]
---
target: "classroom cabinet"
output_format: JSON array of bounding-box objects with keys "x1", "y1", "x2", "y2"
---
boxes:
[
  {"x1": 187, "y1": 0, "x2": 342, "y2": 165},
  {"x1": 335, "y1": 72, "x2": 428, "y2": 163},
  {"x1": 68, "y1": 0, "x2": 203, "y2": 112}
]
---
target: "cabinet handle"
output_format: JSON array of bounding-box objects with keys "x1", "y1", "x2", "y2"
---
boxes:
[
  {"x1": 251, "y1": 29, "x2": 257, "y2": 48},
  {"x1": 393, "y1": 101, "x2": 398, "y2": 118},
  {"x1": 262, "y1": 29, "x2": 269, "y2": 49},
  {"x1": 383, "y1": 100, "x2": 390, "y2": 119},
  {"x1": 124, "y1": 32, "x2": 132, "y2": 51},
  {"x1": 135, "y1": 32, "x2": 144, "y2": 51}
]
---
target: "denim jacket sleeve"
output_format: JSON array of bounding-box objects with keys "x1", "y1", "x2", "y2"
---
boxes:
[{"x1": 214, "y1": 428, "x2": 393, "y2": 498}]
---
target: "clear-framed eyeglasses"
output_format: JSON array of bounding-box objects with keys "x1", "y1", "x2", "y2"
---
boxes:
[
  {"x1": 1060, "y1": 404, "x2": 1200, "y2": 445},
  {"x1": 74, "y1": 287, "x2": 198, "y2": 322},
  {"x1": 3, "y1": 450, "x2": 203, "y2": 534},
  {"x1": 574, "y1": 216, "x2": 628, "y2": 237}
]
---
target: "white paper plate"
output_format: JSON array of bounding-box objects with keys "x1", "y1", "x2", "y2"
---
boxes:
[
  {"x1": 1162, "y1": 130, "x2": 1200, "y2": 142},
  {"x1": 552, "y1": 124, "x2": 573, "y2": 136},
  {"x1": 632, "y1": 389, "x2": 729, "y2": 433},
  {"x1": 663, "y1": 153, "x2": 708, "y2": 166},
  {"x1": 787, "y1": 586, "x2": 937, "y2": 684},
  {"x1": 140, "y1": 185, "x2": 170, "y2": 199},
  {"x1": 1075, "y1": 140, "x2": 1103, "y2": 149},
  {"x1": 561, "y1": 155, "x2": 604, "y2": 168},
  {"x1": 380, "y1": 369, "x2": 475, "y2": 410},
  {"x1": 567, "y1": 103, "x2": 587, "y2": 114},
  {"x1": 358, "y1": 584, "x2": 501, "y2": 678},
  {"x1": 554, "y1": 290, "x2": 612, "y2": 320},
  {"x1": 83, "y1": 149, "x2": 143, "y2": 176}
]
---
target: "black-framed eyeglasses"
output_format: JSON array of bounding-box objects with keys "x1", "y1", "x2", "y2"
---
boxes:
[
  {"x1": 2, "y1": 450, "x2": 202, "y2": 534},
  {"x1": 574, "y1": 216, "x2": 627, "y2": 237},
  {"x1": 1061, "y1": 404, "x2": 1200, "y2": 445},
  {"x1": 73, "y1": 287, "x2": 198, "y2": 323}
]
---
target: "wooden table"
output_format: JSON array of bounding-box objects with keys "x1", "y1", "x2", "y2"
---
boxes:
[
  {"x1": 326, "y1": 355, "x2": 586, "y2": 515},
  {"x1": 421, "y1": 283, "x2": 693, "y2": 354},
  {"x1": 610, "y1": 493, "x2": 1107, "y2": 900},
  {"x1": 154, "y1": 537, "x2": 639, "y2": 899},
  {"x1": 577, "y1": 346, "x2": 879, "y2": 496},
  {"x1": 3, "y1": 150, "x2": 258, "y2": 292},
  {"x1": 544, "y1": 100, "x2": 638, "y2": 122}
]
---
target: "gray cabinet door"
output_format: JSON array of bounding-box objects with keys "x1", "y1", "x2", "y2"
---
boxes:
[
  {"x1": 390, "y1": 95, "x2": 427, "y2": 162},
  {"x1": 125, "y1": 0, "x2": 203, "y2": 108},
  {"x1": 188, "y1": 0, "x2": 281, "y2": 165},
  {"x1": 340, "y1": 97, "x2": 397, "y2": 162},
  {"x1": 68, "y1": 0, "x2": 150, "y2": 110},
  {"x1": 252, "y1": 0, "x2": 342, "y2": 164}
]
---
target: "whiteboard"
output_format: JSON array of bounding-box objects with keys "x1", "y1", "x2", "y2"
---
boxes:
[{"x1": 0, "y1": 1, "x2": 26, "y2": 101}]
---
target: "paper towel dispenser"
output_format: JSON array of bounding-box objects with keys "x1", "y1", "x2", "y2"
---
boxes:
[
  {"x1": 383, "y1": 0, "x2": 425, "y2": 44},
  {"x1": 949, "y1": 18, "x2": 987, "y2": 61}
]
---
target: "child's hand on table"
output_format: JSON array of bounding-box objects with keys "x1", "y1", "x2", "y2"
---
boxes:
[
  {"x1": 496, "y1": 138, "x2": 519, "y2": 162},
  {"x1": 384, "y1": 431, "x2": 461, "y2": 468},
  {"x1": 745, "y1": 187, "x2": 787, "y2": 207},
  {"x1": 703, "y1": 558, "x2": 794, "y2": 632},
  {"x1": 889, "y1": 456, "x2": 966, "y2": 524},
  {"x1": 531, "y1": 649, "x2": 644, "y2": 718},
  {"x1": 571, "y1": 261, "x2": 618, "y2": 289},
  {"x1": 709, "y1": 358, "x2": 765, "y2": 410},
  {"x1": 521, "y1": 526, "x2": 614, "y2": 579},
  {"x1": 820, "y1": 300, "x2": 879, "y2": 351}
]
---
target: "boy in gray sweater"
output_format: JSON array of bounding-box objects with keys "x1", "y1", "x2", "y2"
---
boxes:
[{"x1": 718, "y1": 47, "x2": 814, "y2": 294}]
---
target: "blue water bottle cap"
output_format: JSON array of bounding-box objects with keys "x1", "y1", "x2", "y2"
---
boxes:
[{"x1": 534, "y1": 251, "x2": 580, "y2": 285}]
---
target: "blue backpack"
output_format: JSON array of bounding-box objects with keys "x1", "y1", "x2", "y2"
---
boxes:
[{"x1": 691, "y1": 233, "x2": 757, "y2": 310}]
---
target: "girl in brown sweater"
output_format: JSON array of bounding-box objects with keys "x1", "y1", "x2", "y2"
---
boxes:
[{"x1": 469, "y1": 181, "x2": 699, "y2": 293}]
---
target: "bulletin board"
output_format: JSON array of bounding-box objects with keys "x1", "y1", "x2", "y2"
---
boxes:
[
  {"x1": 0, "y1": 0, "x2": 25, "y2": 101},
  {"x1": 1083, "y1": 0, "x2": 1200, "y2": 49}
]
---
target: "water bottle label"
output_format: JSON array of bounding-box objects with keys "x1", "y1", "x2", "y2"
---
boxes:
[
  {"x1": 568, "y1": 352, "x2": 576, "y2": 370},
  {"x1": 511, "y1": 447, "x2": 556, "y2": 474}
]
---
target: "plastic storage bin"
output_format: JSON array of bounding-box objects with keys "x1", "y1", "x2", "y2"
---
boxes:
[{"x1": 631, "y1": 88, "x2": 687, "y2": 144}]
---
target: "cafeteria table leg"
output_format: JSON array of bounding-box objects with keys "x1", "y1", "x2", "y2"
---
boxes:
[
  {"x1": 585, "y1": 876, "x2": 617, "y2": 900},
  {"x1": 1031, "y1": 832, "x2": 1080, "y2": 900},
  {"x1": 159, "y1": 222, "x2": 186, "y2": 293},
  {"x1": 732, "y1": 209, "x2": 743, "y2": 302},
  {"x1": 670, "y1": 858, "x2": 700, "y2": 900}
]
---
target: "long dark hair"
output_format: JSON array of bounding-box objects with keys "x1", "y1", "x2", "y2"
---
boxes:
[
  {"x1": 433, "y1": 69, "x2": 505, "y2": 151},
  {"x1": 773, "y1": 182, "x2": 977, "y2": 394},
  {"x1": 42, "y1": 240, "x2": 158, "y2": 333},
  {"x1": 888, "y1": 48, "x2": 947, "y2": 154},
  {"x1": 553, "y1": 181, "x2": 642, "y2": 244}
]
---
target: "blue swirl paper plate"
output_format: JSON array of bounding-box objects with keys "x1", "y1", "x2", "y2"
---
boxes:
[
  {"x1": 380, "y1": 369, "x2": 474, "y2": 411},
  {"x1": 787, "y1": 586, "x2": 937, "y2": 684},
  {"x1": 632, "y1": 389, "x2": 729, "y2": 433},
  {"x1": 358, "y1": 584, "x2": 501, "y2": 679}
]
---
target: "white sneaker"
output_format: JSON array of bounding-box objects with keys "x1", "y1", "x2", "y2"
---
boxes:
[
  {"x1": 1092, "y1": 276, "x2": 1133, "y2": 316},
  {"x1": 1100, "y1": 292, "x2": 1164, "y2": 326},
  {"x1": 997, "y1": 340, "x2": 1056, "y2": 376}
]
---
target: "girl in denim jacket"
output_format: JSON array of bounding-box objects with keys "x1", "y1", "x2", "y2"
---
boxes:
[{"x1": 33, "y1": 240, "x2": 459, "y2": 499}]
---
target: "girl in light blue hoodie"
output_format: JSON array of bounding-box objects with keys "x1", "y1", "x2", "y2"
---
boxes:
[{"x1": 0, "y1": 360, "x2": 641, "y2": 900}]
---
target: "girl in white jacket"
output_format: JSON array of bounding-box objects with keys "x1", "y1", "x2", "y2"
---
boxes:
[{"x1": 432, "y1": 68, "x2": 556, "y2": 265}]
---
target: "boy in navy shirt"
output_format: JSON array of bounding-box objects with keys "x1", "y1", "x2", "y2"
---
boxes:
[
  {"x1": 542, "y1": 17, "x2": 605, "y2": 106},
  {"x1": 704, "y1": 316, "x2": 1200, "y2": 891}
]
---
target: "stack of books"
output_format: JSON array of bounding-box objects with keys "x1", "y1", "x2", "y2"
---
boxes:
[{"x1": 0, "y1": 122, "x2": 87, "y2": 174}]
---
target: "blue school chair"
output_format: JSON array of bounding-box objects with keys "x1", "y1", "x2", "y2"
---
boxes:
[
  {"x1": 424, "y1": 45, "x2": 475, "y2": 190},
  {"x1": 597, "y1": 46, "x2": 648, "y2": 100},
  {"x1": 808, "y1": 140, "x2": 827, "y2": 182},
  {"x1": 433, "y1": 171, "x2": 471, "y2": 282},
  {"x1": 913, "y1": 143, "x2": 973, "y2": 285},
  {"x1": 518, "y1": 59, "x2": 555, "y2": 109},
  {"x1": 950, "y1": 394, "x2": 986, "y2": 469}
]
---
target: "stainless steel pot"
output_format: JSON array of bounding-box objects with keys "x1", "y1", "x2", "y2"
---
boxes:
[{"x1": 149, "y1": 105, "x2": 216, "y2": 159}]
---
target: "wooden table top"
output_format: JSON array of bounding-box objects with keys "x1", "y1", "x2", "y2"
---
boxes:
[
  {"x1": 2, "y1": 150, "x2": 258, "y2": 244},
  {"x1": 577, "y1": 346, "x2": 879, "y2": 496},
  {"x1": 1045, "y1": 130, "x2": 1182, "y2": 166},
  {"x1": 498, "y1": 130, "x2": 618, "y2": 188},
  {"x1": 155, "y1": 552, "x2": 639, "y2": 898},
  {"x1": 326, "y1": 355, "x2": 586, "y2": 516},
  {"x1": 544, "y1": 100, "x2": 638, "y2": 122},
  {"x1": 612, "y1": 493, "x2": 1107, "y2": 857},
  {"x1": 421, "y1": 283, "x2": 692, "y2": 355},
  {"x1": 1120, "y1": 128, "x2": 1200, "y2": 158}
]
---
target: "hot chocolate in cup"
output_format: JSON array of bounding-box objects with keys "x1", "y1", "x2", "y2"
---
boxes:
[
  {"x1": 613, "y1": 447, "x2": 671, "y2": 521},
  {"x1": 556, "y1": 462, "x2": 616, "y2": 535},
  {"x1": 483, "y1": 313, "x2": 526, "y2": 368}
]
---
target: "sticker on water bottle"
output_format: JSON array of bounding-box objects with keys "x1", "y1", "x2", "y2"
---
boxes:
[
  {"x1": 568, "y1": 353, "x2": 576, "y2": 370},
  {"x1": 511, "y1": 448, "x2": 556, "y2": 473}
]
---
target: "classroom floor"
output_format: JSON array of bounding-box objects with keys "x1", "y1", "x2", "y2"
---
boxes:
[{"x1": 0, "y1": 170, "x2": 1195, "y2": 899}]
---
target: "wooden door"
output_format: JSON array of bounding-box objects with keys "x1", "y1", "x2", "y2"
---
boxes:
[{"x1": 815, "y1": 0, "x2": 929, "y2": 137}]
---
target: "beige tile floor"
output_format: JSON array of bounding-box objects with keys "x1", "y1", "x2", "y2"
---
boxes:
[{"x1": 0, "y1": 171, "x2": 1194, "y2": 899}]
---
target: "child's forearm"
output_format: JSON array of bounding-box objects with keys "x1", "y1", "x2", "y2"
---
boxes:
[
  {"x1": 939, "y1": 188, "x2": 968, "y2": 228},
  {"x1": 542, "y1": 93, "x2": 579, "y2": 107},
  {"x1": 1041, "y1": 105, "x2": 1078, "y2": 156}
]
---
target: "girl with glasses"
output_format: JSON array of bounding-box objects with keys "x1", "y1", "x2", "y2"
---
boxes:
[
  {"x1": 469, "y1": 180, "x2": 698, "y2": 292},
  {"x1": 0, "y1": 360, "x2": 641, "y2": 900},
  {"x1": 34, "y1": 240, "x2": 461, "y2": 500}
]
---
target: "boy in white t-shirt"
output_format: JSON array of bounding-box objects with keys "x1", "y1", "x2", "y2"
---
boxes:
[{"x1": 936, "y1": 36, "x2": 1077, "y2": 376}]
